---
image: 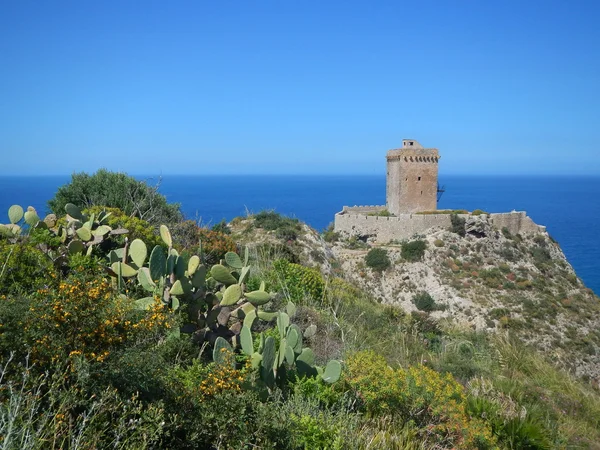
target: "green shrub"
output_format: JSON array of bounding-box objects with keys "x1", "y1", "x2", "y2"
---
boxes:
[
  {"x1": 401, "y1": 240, "x2": 426, "y2": 262},
  {"x1": 434, "y1": 239, "x2": 445, "y2": 247},
  {"x1": 272, "y1": 259, "x2": 326, "y2": 304},
  {"x1": 412, "y1": 291, "x2": 437, "y2": 312},
  {"x1": 365, "y1": 248, "x2": 391, "y2": 272},
  {"x1": 322, "y1": 224, "x2": 340, "y2": 243},
  {"x1": 502, "y1": 227, "x2": 513, "y2": 239},
  {"x1": 344, "y1": 236, "x2": 368, "y2": 249},
  {"x1": 367, "y1": 209, "x2": 393, "y2": 217},
  {"x1": 254, "y1": 210, "x2": 300, "y2": 231},
  {"x1": 450, "y1": 214, "x2": 466, "y2": 237},
  {"x1": 344, "y1": 351, "x2": 496, "y2": 448},
  {"x1": 48, "y1": 169, "x2": 182, "y2": 225},
  {"x1": 471, "y1": 209, "x2": 489, "y2": 216},
  {"x1": 0, "y1": 241, "x2": 57, "y2": 296},
  {"x1": 211, "y1": 219, "x2": 231, "y2": 234},
  {"x1": 85, "y1": 206, "x2": 163, "y2": 249},
  {"x1": 275, "y1": 224, "x2": 299, "y2": 241}
]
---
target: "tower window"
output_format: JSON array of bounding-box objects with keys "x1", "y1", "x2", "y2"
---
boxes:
[{"x1": 418, "y1": 176, "x2": 421, "y2": 181}]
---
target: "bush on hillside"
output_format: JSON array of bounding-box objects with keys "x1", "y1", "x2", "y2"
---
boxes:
[
  {"x1": 412, "y1": 291, "x2": 437, "y2": 312},
  {"x1": 365, "y1": 248, "x2": 391, "y2": 272},
  {"x1": 48, "y1": 169, "x2": 182, "y2": 226},
  {"x1": 271, "y1": 259, "x2": 326, "y2": 304},
  {"x1": 401, "y1": 240, "x2": 427, "y2": 262},
  {"x1": 450, "y1": 213, "x2": 466, "y2": 237}
]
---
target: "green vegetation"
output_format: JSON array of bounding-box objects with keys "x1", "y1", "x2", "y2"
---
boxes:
[
  {"x1": 365, "y1": 247, "x2": 391, "y2": 272},
  {"x1": 412, "y1": 291, "x2": 437, "y2": 312},
  {"x1": 401, "y1": 239, "x2": 427, "y2": 262},
  {"x1": 48, "y1": 169, "x2": 182, "y2": 225},
  {"x1": 367, "y1": 209, "x2": 394, "y2": 217},
  {"x1": 450, "y1": 213, "x2": 467, "y2": 237},
  {"x1": 253, "y1": 210, "x2": 302, "y2": 241},
  {"x1": 2, "y1": 175, "x2": 600, "y2": 449}
]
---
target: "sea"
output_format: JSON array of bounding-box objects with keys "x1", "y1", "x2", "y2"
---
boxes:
[{"x1": 1, "y1": 175, "x2": 599, "y2": 295}]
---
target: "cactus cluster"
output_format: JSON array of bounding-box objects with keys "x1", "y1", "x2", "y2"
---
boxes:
[
  {"x1": 0, "y1": 204, "x2": 44, "y2": 237},
  {"x1": 214, "y1": 308, "x2": 341, "y2": 388},
  {"x1": 1, "y1": 203, "x2": 121, "y2": 261},
  {"x1": 112, "y1": 224, "x2": 283, "y2": 348}
]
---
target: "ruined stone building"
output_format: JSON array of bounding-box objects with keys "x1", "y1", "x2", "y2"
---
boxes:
[{"x1": 386, "y1": 139, "x2": 440, "y2": 214}]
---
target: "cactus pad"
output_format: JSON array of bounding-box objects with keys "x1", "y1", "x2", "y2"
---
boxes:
[
  {"x1": 129, "y1": 239, "x2": 148, "y2": 268},
  {"x1": 76, "y1": 227, "x2": 92, "y2": 242},
  {"x1": 64, "y1": 203, "x2": 84, "y2": 221},
  {"x1": 220, "y1": 283, "x2": 242, "y2": 306},
  {"x1": 210, "y1": 264, "x2": 237, "y2": 286},
  {"x1": 8, "y1": 205, "x2": 24, "y2": 224},
  {"x1": 245, "y1": 290, "x2": 271, "y2": 306},
  {"x1": 321, "y1": 360, "x2": 342, "y2": 384},
  {"x1": 240, "y1": 325, "x2": 253, "y2": 356},
  {"x1": 23, "y1": 210, "x2": 40, "y2": 226},
  {"x1": 149, "y1": 246, "x2": 166, "y2": 281},
  {"x1": 111, "y1": 262, "x2": 138, "y2": 278},
  {"x1": 159, "y1": 224, "x2": 172, "y2": 247},
  {"x1": 224, "y1": 251, "x2": 243, "y2": 269}
]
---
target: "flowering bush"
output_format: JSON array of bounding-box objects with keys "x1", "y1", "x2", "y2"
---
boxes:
[
  {"x1": 272, "y1": 259, "x2": 326, "y2": 304},
  {"x1": 3, "y1": 265, "x2": 173, "y2": 371},
  {"x1": 344, "y1": 351, "x2": 496, "y2": 448}
]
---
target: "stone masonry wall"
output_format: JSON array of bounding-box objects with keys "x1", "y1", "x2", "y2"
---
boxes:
[
  {"x1": 334, "y1": 209, "x2": 545, "y2": 243},
  {"x1": 386, "y1": 147, "x2": 439, "y2": 215}
]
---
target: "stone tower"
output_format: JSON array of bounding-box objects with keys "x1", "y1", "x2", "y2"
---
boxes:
[{"x1": 386, "y1": 139, "x2": 440, "y2": 215}]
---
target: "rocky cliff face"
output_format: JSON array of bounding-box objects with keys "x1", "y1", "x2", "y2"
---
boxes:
[
  {"x1": 230, "y1": 213, "x2": 600, "y2": 380},
  {"x1": 331, "y1": 216, "x2": 600, "y2": 379}
]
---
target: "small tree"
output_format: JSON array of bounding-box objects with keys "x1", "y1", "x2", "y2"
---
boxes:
[
  {"x1": 450, "y1": 214, "x2": 466, "y2": 237},
  {"x1": 412, "y1": 291, "x2": 436, "y2": 312},
  {"x1": 401, "y1": 240, "x2": 427, "y2": 262},
  {"x1": 48, "y1": 169, "x2": 182, "y2": 226},
  {"x1": 365, "y1": 248, "x2": 391, "y2": 272}
]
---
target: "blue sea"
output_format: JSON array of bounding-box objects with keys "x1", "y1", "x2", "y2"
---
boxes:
[{"x1": 1, "y1": 175, "x2": 599, "y2": 295}]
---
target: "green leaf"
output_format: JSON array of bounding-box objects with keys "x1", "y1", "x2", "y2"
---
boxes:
[
  {"x1": 220, "y1": 283, "x2": 242, "y2": 306},
  {"x1": 137, "y1": 267, "x2": 156, "y2": 292},
  {"x1": 160, "y1": 224, "x2": 172, "y2": 247},
  {"x1": 224, "y1": 251, "x2": 243, "y2": 269},
  {"x1": 170, "y1": 280, "x2": 184, "y2": 296},
  {"x1": 8, "y1": 205, "x2": 24, "y2": 224},
  {"x1": 111, "y1": 262, "x2": 138, "y2": 277},
  {"x1": 149, "y1": 246, "x2": 166, "y2": 281},
  {"x1": 76, "y1": 227, "x2": 92, "y2": 242},
  {"x1": 211, "y1": 264, "x2": 237, "y2": 286},
  {"x1": 188, "y1": 255, "x2": 200, "y2": 275},
  {"x1": 246, "y1": 290, "x2": 271, "y2": 306},
  {"x1": 129, "y1": 239, "x2": 148, "y2": 268},
  {"x1": 134, "y1": 297, "x2": 155, "y2": 310},
  {"x1": 321, "y1": 360, "x2": 342, "y2": 384},
  {"x1": 23, "y1": 210, "x2": 40, "y2": 226},
  {"x1": 240, "y1": 325, "x2": 253, "y2": 356},
  {"x1": 244, "y1": 309, "x2": 257, "y2": 329}
]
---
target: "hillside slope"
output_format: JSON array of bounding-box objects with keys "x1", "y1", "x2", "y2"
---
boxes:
[
  {"x1": 232, "y1": 212, "x2": 600, "y2": 380},
  {"x1": 332, "y1": 216, "x2": 600, "y2": 379}
]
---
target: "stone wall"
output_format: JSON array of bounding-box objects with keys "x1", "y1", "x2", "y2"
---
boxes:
[
  {"x1": 334, "y1": 209, "x2": 545, "y2": 243},
  {"x1": 490, "y1": 212, "x2": 546, "y2": 235}
]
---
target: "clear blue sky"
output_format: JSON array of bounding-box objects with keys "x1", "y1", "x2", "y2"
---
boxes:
[{"x1": 1, "y1": 0, "x2": 599, "y2": 175}]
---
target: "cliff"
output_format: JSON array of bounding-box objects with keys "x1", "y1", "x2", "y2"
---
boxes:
[{"x1": 233, "y1": 212, "x2": 600, "y2": 380}]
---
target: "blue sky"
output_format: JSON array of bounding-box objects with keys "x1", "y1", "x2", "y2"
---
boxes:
[{"x1": 1, "y1": 1, "x2": 599, "y2": 175}]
